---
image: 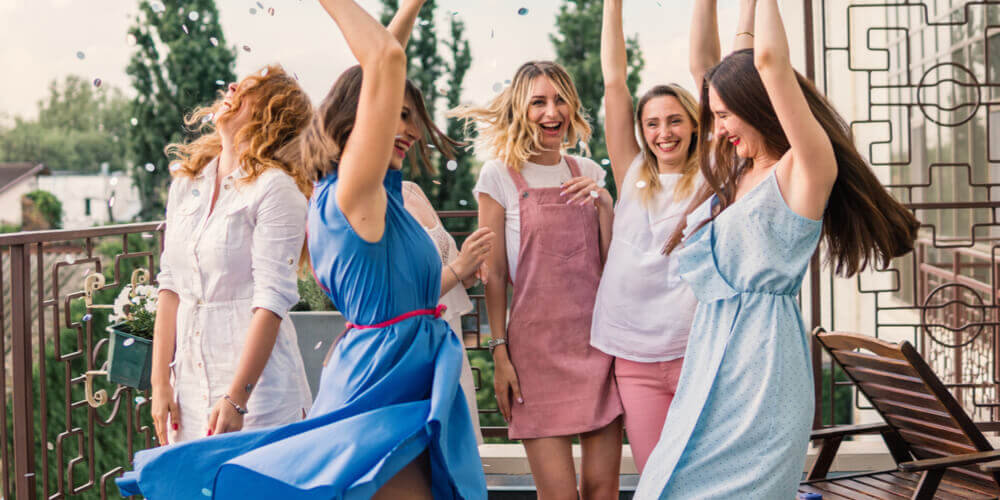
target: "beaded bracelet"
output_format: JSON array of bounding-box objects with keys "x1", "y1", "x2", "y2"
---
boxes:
[{"x1": 223, "y1": 394, "x2": 249, "y2": 415}]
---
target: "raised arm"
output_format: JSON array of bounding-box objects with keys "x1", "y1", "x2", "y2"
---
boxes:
[
  {"x1": 690, "y1": 0, "x2": 721, "y2": 90},
  {"x1": 754, "y1": 0, "x2": 836, "y2": 220},
  {"x1": 318, "y1": 0, "x2": 407, "y2": 242},
  {"x1": 387, "y1": 0, "x2": 425, "y2": 48},
  {"x1": 732, "y1": 0, "x2": 757, "y2": 52},
  {"x1": 601, "y1": 0, "x2": 640, "y2": 191}
]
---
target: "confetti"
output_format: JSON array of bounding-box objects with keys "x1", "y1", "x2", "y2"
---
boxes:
[
  {"x1": 135, "y1": 396, "x2": 147, "y2": 405},
  {"x1": 182, "y1": 24, "x2": 189, "y2": 34},
  {"x1": 127, "y1": 34, "x2": 137, "y2": 46},
  {"x1": 432, "y1": 180, "x2": 441, "y2": 185},
  {"x1": 517, "y1": 7, "x2": 529, "y2": 15},
  {"x1": 314, "y1": 341, "x2": 323, "y2": 350},
  {"x1": 215, "y1": 79, "x2": 225, "y2": 85},
  {"x1": 141, "y1": 233, "x2": 154, "y2": 239},
  {"x1": 169, "y1": 163, "x2": 182, "y2": 172},
  {"x1": 150, "y1": 1, "x2": 165, "y2": 13},
  {"x1": 446, "y1": 160, "x2": 458, "y2": 171},
  {"x1": 261, "y1": 67, "x2": 269, "y2": 77},
  {"x1": 123, "y1": 338, "x2": 135, "y2": 347},
  {"x1": 635, "y1": 180, "x2": 648, "y2": 189},
  {"x1": 76, "y1": 51, "x2": 85, "y2": 60},
  {"x1": 201, "y1": 113, "x2": 213, "y2": 124},
  {"x1": 130, "y1": 117, "x2": 139, "y2": 126},
  {"x1": 256, "y1": 1, "x2": 264, "y2": 8},
  {"x1": 268, "y1": 7, "x2": 275, "y2": 16},
  {"x1": 188, "y1": 11, "x2": 200, "y2": 21},
  {"x1": 82, "y1": 313, "x2": 92, "y2": 322},
  {"x1": 65, "y1": 255, "x2": 75, "y2": 264},
  {"x1": 600, "y1": 158, "x2": 610, "y2": 166},
  {"x1": 192, "y1": 188, "x2": 201, "y2": 197},
  {"x1": 109, "y1": 176, "x2": 119, "y2": 186},
  {"x1": 589, "y1": 190, "x2": 599, "y2": 199},
  {"x1": 492, "y1": 82, "x2": 502, "y2": 93},
  {"x1": 249, "y1": 7, "x2": 257, "y2": 14},
  {"x1": 459, "y1": 199, "x2": 468, "y2": 206},
  {"x1": 209, "y1": 37, "x2": 219, "y2": 47},
  {"x1": 108, "y1": 196, "x2": 116, "y2": 208},
  {"x1": 490, "y1": 28, "x2": 494, "y2": 39},
  {"x1": 242, "y1": 45, "x2": 252, "y2": 52},
  {"x1": 201, "y1": 488, "x2": 212, "y2": 496},
  {"x1": 47, "y1": 442, "x2": 54, "y2": 451},
  {"x1": 168, "y1": 359, "x2": 177, "y2": 368},
  {"x1": 144, "y1": 163, "x2": 156, "y2": 172}
]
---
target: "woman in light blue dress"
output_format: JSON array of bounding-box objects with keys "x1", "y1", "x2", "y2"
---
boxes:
[
  {"x1": 635, "y1": 0, "x2": 920, "y2": 498},
  {"x1": 116, "y1": 0, "x2": 486, "y2": 498}
]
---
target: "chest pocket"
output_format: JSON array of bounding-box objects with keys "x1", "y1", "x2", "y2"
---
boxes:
[{"x1": 217, "y1": 202, "x2": 253, "y2": 253}]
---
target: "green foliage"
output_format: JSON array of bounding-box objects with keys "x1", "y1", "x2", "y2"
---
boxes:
[
  {"x1": 122, "y1": 308, "x2": 156, "y2": 340},
  {"x1": 0, "y1": 76, "x2": 132, "y2": 173},
  {"x1": 379, "y1": 0, "x2": 477, "y2": 230},
  {"x1": 821, "y1": 364, "x2": 854, "y2": 427},
  {"x1": 0, "y1": 222, "x2": 21, "y2": 233},
  {"x1": 551, "y1": 0, "x2": 645, "y2": 200},
  {"x1": 127, "y1": 0, "x2": 237, "y2": 221},
  {"x1": 468, "y1": 349, "x2": 508, "y2": 443},
  {"x1": 293, "y1": 277, "x2": 336, "y2": 312},
  {"x1": 24, "y1": 189, "x2": 63, "y2": 229}
]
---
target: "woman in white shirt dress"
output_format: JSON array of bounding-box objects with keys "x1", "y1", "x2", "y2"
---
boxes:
[{"x1": 150, "y1": 65, "x2": 314, "y2": 445}]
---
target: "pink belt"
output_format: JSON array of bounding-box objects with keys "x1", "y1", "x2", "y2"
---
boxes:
[{"x1": 323, "y1": 305, "x2": 448, "y2": 366}]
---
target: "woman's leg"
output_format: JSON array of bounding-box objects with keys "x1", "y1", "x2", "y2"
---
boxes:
[
  {"x1": 372, "y1": 452, "x2": 432, "y2": 500},
  {"x1": 523, "y1": 436, "x2": 577, "y2": 500},
  {"x1": 614, "y1": 357, "x2": 684, "y2": 473},
  {"x1": 579, "y1": 417, "x2": 623, "y2": 500}
]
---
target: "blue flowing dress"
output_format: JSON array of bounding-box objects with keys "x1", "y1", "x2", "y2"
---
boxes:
[
  {"x1": 634, "y1": 169, "x2": 821, "y2": 499},
  {"x1": 116, "y1": 168, "x2": 487, "y2": 499}
]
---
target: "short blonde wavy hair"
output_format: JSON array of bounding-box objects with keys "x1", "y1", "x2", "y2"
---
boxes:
[
  {"x1": 449, "y1": 61, "x2": 591, "y2": 170},
  {"x1": 165, "y1": 64, "x2": 313, "y2": 197}
]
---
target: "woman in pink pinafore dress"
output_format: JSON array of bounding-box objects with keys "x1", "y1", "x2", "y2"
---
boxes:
[{"x1": 452, "y1": 60, "x2": 623, "y2": 499}]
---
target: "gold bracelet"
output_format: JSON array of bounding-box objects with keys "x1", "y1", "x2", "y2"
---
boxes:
[{"x1": 736, "y1": 31, "x2": 754, "y2": 38}]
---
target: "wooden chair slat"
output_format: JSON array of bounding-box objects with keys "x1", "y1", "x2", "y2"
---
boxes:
[
  {"x1": 885, "y1": 414, "x2": 971, "y2": 444},
  {"x1": 848, "y1": 365, "x2": 929, "y2": 394},
  {"x1": 942, "y1": 469, "x2": 1000, "y2": 496},
  {"x1": 882, "y1": 472, "x2": 973, "y2": 500},
  {"x1": 897, "y1": 428, "x2": 979, "y2": 456},
  {"x1": 818, "y1": 332, "x2": 908, "y2": 359},
  {"x1": 878, "y1": 399, "x2": 962, "y2": 429},
  {"x1": 851, "y1": 476, "x2": 913, "y2": 498},
  {"x1": 835, "y1": 350, "x2": 920, "y2": 376},
  {"x1": 804, "y1": 481, "x2": 882, "y2": 499},
  {"x1": 837, "y1": 478, "x2": 911, "y2": 498},
  {"x1": 862, "y1": 381, "x2": 948, "y2": 411}
]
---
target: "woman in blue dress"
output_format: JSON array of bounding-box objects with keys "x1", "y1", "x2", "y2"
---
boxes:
[
  {"x1": 116, "y1": 0, "x2": 487, "y2": 498},
  {"x1": 634, "y1": 0, "x2": 920, "y2": 498}
]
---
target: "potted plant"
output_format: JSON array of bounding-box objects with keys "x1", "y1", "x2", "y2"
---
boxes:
[{"x1": 105, "y1": 278, "x2": 157, "y2": 390}]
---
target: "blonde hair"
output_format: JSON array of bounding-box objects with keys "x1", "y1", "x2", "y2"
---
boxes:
[
  {"x1": 166, "y1": 64, "x2": 314, "y2": 198},
  {"x1": 635, "y1": 84, "x2": 701, "y2": 204},
  {"x1": 448, "y1": 61, "x2": 591, "y2": 170}
]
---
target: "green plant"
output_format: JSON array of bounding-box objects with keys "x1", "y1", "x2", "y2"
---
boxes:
[
  {"x1": 24, "y1": 189, "x2": 63, "y2": 228},
  {"x1": 821, "y1": 364, "x2": 854, "y2": 427},
  {"x1": 0, "y1": 222, "x2": 21, "y2": 233},
  {"x1": 293, "y1": 276, "x2": 336, "y2": 312}
]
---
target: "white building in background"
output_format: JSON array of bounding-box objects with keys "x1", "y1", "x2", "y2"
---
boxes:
[
  {"x1": 37, "y1": 165, "x2": 142, "y2": 229},
  {"x1": 0, "y1": 162, "x2": 49, "y2": 226}
]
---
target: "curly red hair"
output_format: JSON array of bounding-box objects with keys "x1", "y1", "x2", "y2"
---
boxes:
[{"x1": 166, "y1": 64, "x2": 313, "y2": 197}]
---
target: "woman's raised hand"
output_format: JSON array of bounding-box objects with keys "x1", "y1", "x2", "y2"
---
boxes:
[
  {"x1": 453, "y1": 227, "x2": 495, "y2": 282},
  {"x1": 561, "y1": 176, "x2": 613, "y2": 211}
]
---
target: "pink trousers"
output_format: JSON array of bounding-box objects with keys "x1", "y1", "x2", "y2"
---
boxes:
[{"x1": 615, "y1": 356, "x2": 685, "y2": 473}]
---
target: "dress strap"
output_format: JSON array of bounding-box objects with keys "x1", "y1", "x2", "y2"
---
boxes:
[{"x1": 564, "y1": 155, "x2": 582, "y2": 178}]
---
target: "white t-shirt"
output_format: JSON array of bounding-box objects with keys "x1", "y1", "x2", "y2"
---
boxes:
[
  {"x1": 591, "y1": 154, "x2": 699, "y2": 362},
  {"x1": 473, "y1": 155, "x2": 606, "y2": 281}
]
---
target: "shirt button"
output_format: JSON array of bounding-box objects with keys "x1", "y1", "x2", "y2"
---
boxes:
[
  {"x1": 197, "y1": 362, "x2": 203, "y2": 368},
  {"x1": 223, "y1": 184, "x2": 231, "y2": 190},
  {"x1": 195, "y1": 330, "x2": 201, "y2": 336}
]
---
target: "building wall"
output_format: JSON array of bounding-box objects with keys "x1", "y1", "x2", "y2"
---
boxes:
[
  {"x1": 0, "y1": 177, "x2": 38, "y2": 226},
  {"x1": 36, "y1": 173, "x2": 142, "y2": 229}
]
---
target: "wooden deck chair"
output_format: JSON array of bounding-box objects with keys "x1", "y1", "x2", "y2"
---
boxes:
[{"x1": 798, "y1": 328, "x2": 1000, "y2": 500}]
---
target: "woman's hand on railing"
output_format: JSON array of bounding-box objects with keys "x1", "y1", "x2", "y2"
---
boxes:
[
  {"x1": 492, "y1": 352, "x2": 523, "y2": 423},
  {"x1": 151, "y1": 384, "x2": 179, "y2": 446}
]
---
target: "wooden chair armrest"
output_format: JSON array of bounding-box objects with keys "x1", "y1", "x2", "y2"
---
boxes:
[
  {"x1": 899, "y1": 449, "x2": 1000, "y2": 472},
  {"x1": 979, "y1": 459, "x2": 1000, "y2": 472},
  {"x1": 809, "y1": 422, "x2": 890, "y2": 440}
]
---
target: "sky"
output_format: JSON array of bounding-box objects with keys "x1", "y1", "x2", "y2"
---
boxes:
[{"x1": 0, "y1": 0, "x2": 806, "y2": 121}]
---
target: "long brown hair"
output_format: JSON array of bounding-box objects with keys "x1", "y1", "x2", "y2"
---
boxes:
[
  {"x1": 635, "y1": 84, "x2": 700, "y2": 203},
  {"x1": 166, "y1": 64, "x2": 313, "y2": 197},
  {"x1": 664, "y1": 49, "x2": 919, "y2": 277},
  {"x1": 300, "y1": 65, "x2": 459, "y2": 181},
  {"x1": 448, "y1": 61, "x2": 592, "y2": 170}
]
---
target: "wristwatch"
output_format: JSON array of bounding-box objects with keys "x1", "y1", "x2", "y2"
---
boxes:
[{"x1": 487, "y1": 337, "x2": 507, "y2": 354}]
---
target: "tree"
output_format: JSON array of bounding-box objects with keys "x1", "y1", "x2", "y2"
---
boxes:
[
  {"x1": 0, "y1": 76, "x2": 132, "y2": 174},
  {"x1": 379, "y1": 1, "x2": 476, "y2": 228},
  {"x1": 551, "y1": 0, "x2": 644, "y2": 199},
  {"x1": 127, "y1": 0, "x2": 237, "y2": 221},
  {"x1": 23, "y1": 190, "x2": 63, "y2": 229}
]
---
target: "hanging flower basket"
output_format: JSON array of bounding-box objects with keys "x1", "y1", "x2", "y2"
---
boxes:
[{"x1": 107, "y1": 323, "x2": 153, "y2": 391}]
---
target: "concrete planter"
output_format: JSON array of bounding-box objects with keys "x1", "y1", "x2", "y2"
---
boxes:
[{"x1": 289, "y1": 311, "x2": 347, "y2": 398}]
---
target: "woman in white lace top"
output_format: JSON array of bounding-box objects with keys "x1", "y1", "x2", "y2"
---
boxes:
[{"x1": 402, "y1": 180, "x2": 493, "y2": 444}]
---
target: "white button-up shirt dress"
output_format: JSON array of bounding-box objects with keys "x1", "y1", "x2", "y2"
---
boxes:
[{"x1": 158, "y1": 158, "x2": 312, "y2": 443}]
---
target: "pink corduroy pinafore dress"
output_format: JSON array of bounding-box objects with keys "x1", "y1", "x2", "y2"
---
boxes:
[{"x1": 505, "y1": 156, "x2": 623, "y2": 440}]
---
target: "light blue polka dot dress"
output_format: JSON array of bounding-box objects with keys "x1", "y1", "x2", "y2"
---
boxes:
[{"x1": 635, "y1": 168, "x2": 822, "y2": 499}]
